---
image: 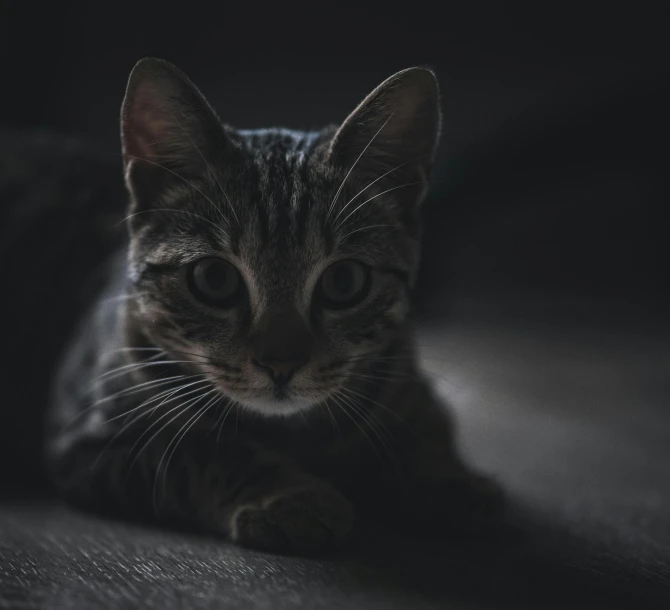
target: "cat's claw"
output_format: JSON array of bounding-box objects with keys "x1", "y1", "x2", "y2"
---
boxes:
[{"x1": 230, "y1": 486, "x2": 354, "y2": 554}]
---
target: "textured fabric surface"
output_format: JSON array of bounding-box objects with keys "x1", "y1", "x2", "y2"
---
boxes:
[{"x1": 2, "y1": 316, "x2": 669, "y2": 609}]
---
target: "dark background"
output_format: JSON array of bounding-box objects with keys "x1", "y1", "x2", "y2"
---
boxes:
[{"x1": 3, "y1": 2, "x2": 668, "y2": 320}]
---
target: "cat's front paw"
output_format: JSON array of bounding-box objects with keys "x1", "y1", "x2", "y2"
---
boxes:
[{"x1": 230, "y1": 485, "x2": 354, "y2": 555}]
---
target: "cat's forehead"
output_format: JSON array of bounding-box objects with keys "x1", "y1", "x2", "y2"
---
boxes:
[
  {"x1": 140, "y1": 125, "x2": 407, "y2": 274},
  {"x1": 219, "y1": 132, "x2": 336, "y2": 258},
  {"x1": 210, "y1": 141, "x2": 399, "y2": 269},
  {"x1": 231, "y1": 163, "x2": 330, "y2": 281},
  {"x1": 236, "y1": 127, "x2": 327, "y2": 156}
]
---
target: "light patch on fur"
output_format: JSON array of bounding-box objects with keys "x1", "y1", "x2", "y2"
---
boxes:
[
  {"x1": 387, "y1": 298, "x2": 408, "y2": 323},
  {"x1": 225, "y1": 253, "x2": 262, "y2": 315},
  {"x1": 300, "y1": 255, "x2": 334, "y2": 314},
  {"x1": 236, "y1": 396, "x2": 314, "y2": 417}
]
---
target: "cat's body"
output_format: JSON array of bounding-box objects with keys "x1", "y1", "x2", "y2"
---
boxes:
[{"x1": 45, "y1": 59, "x2": 499, "y2": 553}]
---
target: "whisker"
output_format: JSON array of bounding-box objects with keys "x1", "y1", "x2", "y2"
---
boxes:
[
  {"x1": 340, "y1": 224, "x2": 393, "y2": 240},
  {"x1": 145, "y1": 380, "x2": 214, "y2": 418},
  {"x1": 210, "y1": 398, "x2": 231, "y2": 436},
  {"x1": 204, "y1": 396, "x2": 226, "y2": 437},
  {"x1": 129, "y1": 401, "x2": 199, "y2": 512},
  {"x1": 173, "y1": 107, "x2": 240, "y2": 228},
  {"x1": 337, "y1": 390, "x2": 396, "y2": 446},
  {"x1": 323, "y1": 370, "x2": 387, "y2": 385},
  {"x1": 88, "y1": 384, "x2": 213, "y2": 470},
  {"x1": 166, "y1": 348, "x2": 239, "y2": 370},
  {"x1": 97, "y1": 349, "x2": 167, "y2": 372},
  {"x1": 326, "y1": 112, "x2": 394, "y2": 220},
  {"x1": 89, "y1": 379, "x2": 209, "y2": 472},
  {"x1": 123, "y1": 387, "x2": 214, "y2": 478},
  {"x1": 106, "y1": 378, "x2": 211, "y2": 424},
  {"x1": 336, "y1": 181, "x2": 426, "y2": 231},
  {"x1": 330, "y1": 392, "x2": 384, "y2": 469},
  {"x1": 346, "y1": 369, "x2": 409, "y2": 382},
  {"x1": 96, "y1": 359, "x2": 214, "y2": 383},
  {"x1": 332, "y1": 154, "x2": 426, "y2": 223},
  {"x1": 163, "y1": 348, "x2": 212, "y2": 360},
  {"x1": 100, "y1": 347, "x2": 165, "y2": 357},
  {"x1": 340, "y1": 348, "x2": 415, "y2": 363},
  {"x1": 235, "y1": 405, "x2": 241, "y2": 436},
  {"x1": 120, "y1": 208, "x2": 229, "y2": 239},
  {"x1": 217, "y1": 400, "x2": 238, "y2": 443},
  {"x1": 168, "y1": 390, "x2": 220, "y2": 458},
  {"x1": 61, "y1": 375, "x2": 201, "y2": 433},
  {"x1": 91, "y1": 375, "x2": 189, "y2": 408},
  {"x1": 341, "y1": 388, "x2": 416, "y2": 434},
  {"x1": 122, "y1": 154, "x2": 226, "y2": 234},
  {"x1": 323, "y1": 401, "x2": 340, "y2": 437},
  {"x1": 340, "y1": 385, "x2": 415, "y2": 430},
  {"x1": 323, "y1": 355, "x2": 411, "y2": 374},
  {"x1": 336, "y1": 391, "x2": 402, "y2": 477},
  {"x1": 157, "y1": 389, "x2": 221, "y2": 504}
]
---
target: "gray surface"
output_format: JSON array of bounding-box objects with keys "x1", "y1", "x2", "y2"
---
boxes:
[{"x1": 2, "y1": 312, "x2": 670, "y2": 608}]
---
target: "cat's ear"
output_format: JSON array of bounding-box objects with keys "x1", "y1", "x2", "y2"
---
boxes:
[
  {"x1": 121, "y1": 58, "x2": 233, "y2": 205},
  {"x1": 328, "y1": 67, "x2": 441, "y2": 206}
]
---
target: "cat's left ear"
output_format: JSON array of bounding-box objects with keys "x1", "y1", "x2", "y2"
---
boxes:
[
  {"x1": 328, "y1": 67, "x2": 441, "y2": 206},
  {"x1": 121, "y1": 58, "x2": 235, "y2": 206}
]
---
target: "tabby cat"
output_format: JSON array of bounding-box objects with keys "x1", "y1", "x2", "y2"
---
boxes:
[{"x1": 46, "y1": 58, "x2": 499, "y2": 554}]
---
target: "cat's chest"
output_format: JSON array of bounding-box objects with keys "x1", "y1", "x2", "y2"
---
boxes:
[{"x1": 230, "y1": 414, "x2": 395, "y2": 482}]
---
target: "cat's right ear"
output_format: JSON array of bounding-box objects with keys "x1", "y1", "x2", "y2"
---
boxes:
[
  {"x1": 120, "y1": 58, "x2": 233, "y2": 208},
  {"x1": 327, "y1": 67, "x2": 441, "y2": 209}
]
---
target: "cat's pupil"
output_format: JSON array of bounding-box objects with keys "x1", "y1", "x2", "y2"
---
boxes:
[
  {"x1": 332, "y1": 266, "x2": 354, "y2": 296},
  {"x1": 204, "y1": 262, "x2": 228, "y2": 291}
]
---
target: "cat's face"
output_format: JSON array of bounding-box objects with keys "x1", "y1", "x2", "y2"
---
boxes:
[{"x1": 121, "y1": 59, "x2": 441, "y2": 416}]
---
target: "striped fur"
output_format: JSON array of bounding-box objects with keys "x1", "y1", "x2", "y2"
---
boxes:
[{"x1": 46, "y1": 59, "x2": 502, "y2": 555}]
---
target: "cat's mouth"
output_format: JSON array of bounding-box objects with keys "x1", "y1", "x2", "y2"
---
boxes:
[
  {"x1": 231, "y1": 393, "x2": 321, "y2": 417},
  {"x1": 213, "y1": 377, "x2": 335, "y2": 417},
  {"x1": 273, "y1": 386, "x2": 290, "y2": 401}
]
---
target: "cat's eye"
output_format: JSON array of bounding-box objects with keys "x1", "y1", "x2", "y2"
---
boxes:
[
  {"x1": 187, "y1": 258, "x2": 242, "y2": 307},
  {"x1": 318, "y1": 260, "x2": 371, "y2": 309}
]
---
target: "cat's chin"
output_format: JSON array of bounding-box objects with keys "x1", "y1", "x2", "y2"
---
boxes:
[{"x1": 236, "y1": 396, "x2": 317, "y2": 417}]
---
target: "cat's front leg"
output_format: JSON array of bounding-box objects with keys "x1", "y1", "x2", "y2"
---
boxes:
[
  {"x1": 356, "y1": 381, "x2": 504, "y2": 534},
  {"x1": 48, "y1": 430, "x2": 353, "y2": 554},
  {"x1": 397, "y1": 394, "x2": 505, "y2": 531},
  {"x1": 227, "y1": 473, "x2": 353, "y2": 554}
]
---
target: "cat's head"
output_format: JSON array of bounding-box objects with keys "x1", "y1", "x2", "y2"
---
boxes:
[{"x1": 121, "y1": 58, "x2": 441, "y2": 416}]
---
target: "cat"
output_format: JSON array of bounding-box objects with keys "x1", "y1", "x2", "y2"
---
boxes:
[{"x1": 45, "y1": 58, "x2": 501, "y2": 554}]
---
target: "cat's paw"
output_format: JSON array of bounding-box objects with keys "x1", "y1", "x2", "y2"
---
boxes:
[{"x1": 230, "y1": 485, "x2": 354, "y2": 554}]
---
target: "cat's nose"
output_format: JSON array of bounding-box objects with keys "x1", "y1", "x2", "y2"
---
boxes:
[
  {"x1": 252, "y1": 308, "x2": 313, "y2": 386},
  {"x1": 252, "y1": 358, "x2": 306, "y2": 386}
]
